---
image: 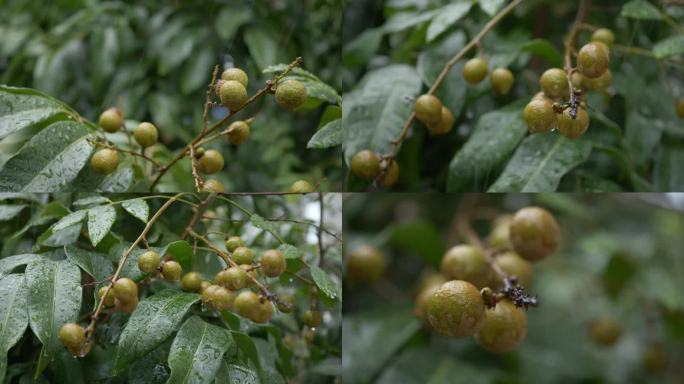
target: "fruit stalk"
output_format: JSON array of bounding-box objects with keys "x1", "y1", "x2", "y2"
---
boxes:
[{"x1": 563, "y1": 0, "x2": 590, "y2": 96}]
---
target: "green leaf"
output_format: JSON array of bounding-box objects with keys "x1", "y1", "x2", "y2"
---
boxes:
[
  {"x1": 382, "y1": 10, "x2": 439, "y2": 33},
  {"x1": 479, "y1": 0, "x2": 507, "y2": 16},
  {"x1": 165, "y1": 240, "x2": 195, "y2": 272},
  {"x1": 231, "y1": 331, "x2": 262, "y2": 376},
  {"x1": 489, "y1": 134, "x2": 592, "y2": 192},
  {"x1": 0, "y1": 121, "x2": 94, "y2": 192},
  {"x1": 64, "y1": 245, "x2": 113, "y2": 281},
  {"x1": 0, "y1": 85, "x2": 76, "y2": 140},
  {"x1": 167, "y1": 316, "x2": 233, "y2": 384},
  {"x1": 343, "y1": 65, "x2": 422, "y2": 164},
  {"x1": 277, "y1": 244, "x2": 303, "y2": 260},
  {"x1": 121, "y1": 198, "x2": 149, "y2": 223},
  {"x1": 70, "y1": 162, "x2": 136, "y2": 192},
  {"x1": 652, "y1": 35, "x2": 684, "y2": 59},
  {"x1": 87, "y1": 205, "x2": 116, "y2": 247},
  {"x1": 250, "y1": 214, "x2": 279, "y2": 236},
  {"x1": 621, "y1": 0, "x2": 663, "y2": 20},
  {"x1": 307, "y1": 119, "x2": 342, "y2": 149},
  {"x1": 52, "y1": 210, "x2": 87, "y2": 231},
  {"x1": 310, "y1": 266, "x2": 341, "y2": 301},
  {"x1": 426, "y1": 2, "x2": 472, "y2": 42},
  {"x1": 158, "y1": 32, "x2": 199, "y2": 76},
  {"x1": 226, "y1": 363, "x2": 258, "y2": 383},
  {"x1": 655, "y1": 147, "x2": 684, "y2": 191},
  {"x1": 447, "y1": 103, "x2": 527, "y2": 191},
  {"x1": 214, "y1": 6, "x2": 251, "y2": 41},
  {"x1": 0, "y1": 254, "x2": 42, "y2": 278},
  {"x1": 283, "y1": 75, "x2": 341, "y2": 105},
  {"x1": 73, "y1": 196, "x2": 111, "y2": 207},
  {"x1": 0, "y1": 274, "x2": 28, "y2": 384},
  {"x1": 0, "y1": 204, "x2": 26, "y2": 221},
  {"x1": 519, "y1": 39, "x2": 563, "y2": 67},
  {"x1": 243, "y1": 28, "x2": 280, "y2": 71},
  {"x1": 181, "y1": 46, "x2": 215, "y2": 94},
  {"x1": 342, "y1": 28, "x2": 384, "y2": 68},
  {"x1": 625, "y1": 111, "x2": 663, "y2": 165},
  {"x1": 115, "y1": 290, "x2": 200, "y2": 373},
  {"x1": 387, "y1": 221, "x2": 445, "y2": 267},
  {"x1": 26, "y1": 259, "x2": 81, "y2": 378}
]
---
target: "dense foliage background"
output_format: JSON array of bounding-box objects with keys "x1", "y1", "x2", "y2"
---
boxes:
[
  {"x1": 343, "y1": 193, "x2": 684, "y2": 383},
  {"x1": 342, "y1": 0, "x2": 684, "y2": 192},
  {"x1": 0, "y1": 192, "x2": 342, "y2": 383},
  {"x1": 0, "y1": 0, "x2": 342, "y2": 192}
]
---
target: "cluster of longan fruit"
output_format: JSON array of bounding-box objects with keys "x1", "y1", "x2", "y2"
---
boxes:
[{"x1": 524, "y1": 28, "x2": 614, "y2": 139}]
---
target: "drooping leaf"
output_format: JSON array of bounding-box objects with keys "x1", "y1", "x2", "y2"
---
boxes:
[
  {"x1": 167, "y1": 316, "x2": 233, "y2": 384},
  {"x1": 250, "y1": 214, "x2": 280, "y2": 238},
  {"x1": 277, "y1": 244, "x2": 303, "y2": 260},
  {"x1": 231, "y1": 331, "x2": 262, "y2": 376},
  {"x1": 121, "y1": 198, "x2": 149, "y2": 223},
  {"x1": 382, "y1": 10, "x2": 439, "y2": 34},
  {"x1": 64, "y1": 245, "x2": 114, "y2": 281},
  {"x1": 0, "y1": 254, "x2": 42, "y2": 278},
  {"x1": 652, "y1": 35, "x2": 684, "y2": 59},
  {"x1": 620, "y1": 0, "x2": 663, "y2": 20},
  {"x1": 214, "y1": 6, "x2": 252, "y2": 41},
  {"x1": 181, "y1": 46, "x2": 215, "y2": 94},
  {"x1": 519, "y1": 38, "x2": 563, "y2": 67},
  {"x1": 0, "y1": 85, "x2": 77, "y2": 140},
  {"x1": 0, "y1": 204, "x2": 26, "y2": 221},
  {"x1": 52, "y1": 210, "x2": 87, "y2": 231},
  {"x1": 0, "y1": 274, "x2": 28, "y2": 383},
  {"x1": 479, "y1": 0, "x2": 507, "y2": 16},
  {"x1": 310, "y1": 266, "x2": 341, "y2": 302},
  {"x1": 87, "y1": 205, "x2": 116, "y2": 247},
  {"x1": 26, "y1": 259, "x2": 81, "y2": 378},
  {"x1": 165, "y1": 240, "x2": 195, "y2": 272},
  {"x1": 307, "y1": 119, "x2": 342, "y2": 149},
  {"x1": 243, "y1": 28, "x2": 281, "y2": 71},
  {"x1": 73, "y1": 196, "x2": 111, "y2": 207},
  {"x1": 115, "y1": 290, "x2": 200, "y2": 373},
  {"x1": 426, "y1": 2, "x2": 472, "y2": 42}
]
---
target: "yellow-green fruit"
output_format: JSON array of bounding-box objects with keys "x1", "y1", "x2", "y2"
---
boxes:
[
  {"x1": 240, "y1": 264, "x2": 259, "y2": 284},
  {"x1": 347, "y1": 245, "x2": 386, "y2": 284},
  {"x1": 181, "y1": 272, "x2": 202, "y2": 292},
  {"x1": 115, "y1": 295, "x2": 138, "y2": 314},
  {"x1": 578, "y1": 43, "x2": 610, "y2": 79},
  {"x1": 225, "y1": 236, "x2": 244, "y2": 252},
  {"x1": 198, "y1": 149, "x2": 224, "y2": 174},
  {"x1": 414, "y1": 94, "x2": 443, "y2": 125},
  {"x1": 523, "y1": 96, "x2": 556, "y2": 133},
  {"x1": 226, "y1": 121, "x2": 250, "y2": 145},
  {"x1": 641, "y1": 343, "x2": 668, "y2": 373},
  {"x1": 509, "y1": 206, "x2": 559, "y2": 262},
  {"x1": 303, "y1": 329, "x2": 316, "y2": 343},
  {"x1": 571, "y1": 72, "x2": 584, "y2": 90},
  {"x1": 221, "y1": 68, "x2": 249, "y2": 87},
  {"x1": 220, "y1": 80, "x2": 248, "y2": 111},
  {"x1": 350, "y1": 150, "x2": 380, "y2": 179},
  {"x1": 211, "y1": 286, "x2": 235, "y2": 310},
  {"x1": 582, "y1": 69, "x2": 612, "y2": 91},
  {"x1": 235, "y1": 291, "x2": 259, "y2": 318},
  {"x1": 161, "y1": 260, "x2": 182, "y2": 281},
  {"x1": 275, "y1": 79, "x2": 308, "y2": 110},
  {"x1": 201, "y1": 285, "x2": 220, "y2": 308},
  {"x1": 540, "y1": 68, "x2": 569, "y2": 99},
  {"x1": 558, "y1": 107, "x2": 590, "y2": 139},
  {"x1": 260, "y1": 249, "x2": 286, "y2": 277},
  {"x1": 426, "y1": 106, "x2": 454, "y2": 135},
  {"x1": 277, "y1": 294, "x2": 295, "y2": 313},
  {"x1": 303, "y1": 310, "x2": 323, "y2": 327},
  {"x1": 425, "y1": 280, "x2": 485, "y2": 338},
  {"x1": 222, "y1": 267, "x2": 248, "y2": 290},
  {"x1": 98, "y1": 286, "x2": 115, "y2": 307},
  {"x1": 493, "y1": 252, "x2": 533, "y2": 288},
  {"x1": 202, "y1": 179, "x2": 225, "y2": 192},
  {"x1": 677, "y1": 97, "x2": 684, "y2": 119},
  {"x1": 378, "y1": 160, "x2": 399, "y2": 187},
  {"x1": 134, "y1": 122, "x2": 158, "y2": 148},
  {"x1": 440, "y1": 245, "x2": 493, "y2": 288},
  {"x1": 138, "y1": 251, "x2": 160, "y2": 273},
  {"x1": 98, "y1": 108, "x2": 123, "y2": 133},
  {"x1": 250, "y1": 299, "x2": 274, "y2": 323},
  {"x1": 463, "y1": 57, "x2": 489, "y2": 85},
  {"x1": 414, "y1": 275, "x2": 445, "y2": 324},
  {"x1": 591, "y1": 28, "x2": 615, "y2": 46},
  {"x1": 232, "y1": 246, "x2": 254, "y2": 265},
  {"x1": 474, "y1": 300, "x2": 528, "y2": 353},
  {"x1": 488, "y1": 214, "x2": 513, "y2": 249},
  {"x1": 113, "y1": 278, "x2": 138, "y2": 303},
  {"x1": 200, "y1": 281, "x2": 211, "y2": 293},
  {"x1": 91, "y1": 149, "x2": 119, "y2": 175},
  {"x1": 59, "y1": 323, "x2": 85, "y2": 350},
  {"x1": 290, "y1": 180, "x2": 315, "y2": 193},
  {"x1": 589, "y1": 316, "x2": 623, "y2": 346},
  {"x1": 490, "y1": 68, "x2": 514, "y2": 95}
]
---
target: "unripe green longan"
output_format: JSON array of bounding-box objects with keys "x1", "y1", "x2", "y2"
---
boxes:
[
  {"x1": 181, "y1": 272, "x2": 202, "y2": 292},
  {"x1": 220, "y1": 267, "x2": 248, "y2": 290},
  {"x1": 275, "y1": 79, "x2": 307, "y2": 110},
  {"x1": 463, "y1": 57, "x2": 488, "y2": 85},
  {"x1": 202, "y1": 179, "x2": 225, "y2": 193},
  {"x1": 198, "y1": 149, "x2": 224, "y2": 174},
  {"x1": 578, "y1": 43, "x2": 610, "y2": 79},
  {"x1": 226, "y1": 121, "x2": 250, "y2": 145},
  {"x1": 558, "y1": 107, "x2": 590, "y2": 139},
  {"x1": 235, "y1": 291, "x2": 259, "y2": 318},
  {"x1": 232, "y1": 247, "x2": 254, "y2": 265},
  {"x1": 641, "y1": 342, "x2": 668, "y2": 373},
  {"x1": 99, "y1": 108, "x2": 123, "y2": 133},
  {"x1": 240, "y1": 264, "x2": 259, "y2": 284},
  {"x1": 250, "y1": 298, "x2": 274, "y2": 323},
  {"x1": 591, "y1": 28, "x2": 615, "y2": 46},
  {"x1": 113, "y1": 278, "x2": 138, "y2": 303},
  {"x1": 221, "y1": 68, "x2": 249, "y2": 87},
  {"x1": 98, "y1": 286, "x2": 115, "y2": 307},
  {"x1": 225, "y1": 236, "x2": 244, "y2": 252},
  {"x1": 350, "y1": 150, "x2": 380, "y2": 179},
  {"x1": 426, "y1": 106, "x2": 454, "y2": 136},
  {"x1": 571, "y1": 72, "x2": 584, "y2": 90},
  {"x1": 260, "y1": 249, "x2": 286, "y2": 277},
  {"x1": 426, "y1": 280, "x2": 485, "y2": 338},
  {"x1": 677, "y1": 97, "x2": 684, "y2": 119},
  {"x1": 509, "y1": 206, "x2": 559, "y2": 262},
  {"x1": 220, "y1": 80, "x2": 248, "y2": 111},
  {"x1": 414, "y1": 277, "x2": 444, "y2": 325},
  {"x1": 540, "y1": 68, "x2": 569, "y2": 99},
  {"x1": 488, "y1": 214, "x2": 513, "y2": 249},
  {"x1": 474, "y1": 300, "x2": 528, "y2": 353},
  {"x1": 377, "y1": 160, "x2": 399, "y2": 187},
  {"x1": 115, "y1": 295, "x2": 138, "y2": 314},
  {"x1": 138, "y1": 251, "x2": 160, "y2": 273},
  {"x1": 524, "y1": 96, "x2": 556, "y2": 133},
  {"x1": 91, "y1": 149, "x2": 119, "y2": 175},
  {"x1": 303, "y1": 310, "x2": 323, "y2": 327},
  {"x1": 290, "y1": 179, "x2": 315, "y2": 193},
  {"x1": 440, "y1": 245, "x2": 493, "y2": 288},
  {"x1": 211, "y1": 286, "x2": 234, "y2": 310},
  {"x1": 414, "y1": 94, "x2": 443, "y2": 125},
  {"x1": 161, "y1": 260, "x2": 182, "y2": 281},
  {"x1": 59, "y1": 323, "x2": 85, "y2": 350},
  {"x1": 347, "y1": 245, "x2": 386, "y2": 284},
  {"x1": 493, "y1": 252, "x2": 533, "y2": 288},
  {"x1": 134, "y1": 122, "x2": 158, "y2": 148},
  {"x1": 201, "y1": 284, "x2": 220, "y2": 308},
  {"x1": 582, "y1": 69, "x2": 612, "y2": 91},
  {"x1": 490, "y1": 68, "x2": 514, "y2": 95},
  {"x1": 589, "y1": 316, "x2": 622, "y2": 346}
]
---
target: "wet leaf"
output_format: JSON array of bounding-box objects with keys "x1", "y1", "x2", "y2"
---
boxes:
[
  {"x1": 0, "y1": 254, "x2": 42, "y2": 278},
  {"x1": 87, "y1": 205, "x2": 116, "y2": 247},
  {"x1": 311, "y1": 266, "x2": 341, "y2": 301},
  {"x1": 0, "y1": 274, "x2": 29, "y2": 383},
  {"x1": 0, "y1": 85, "x2": 76, "y2": 140},
  {"x1": 64, "y1": 245, "x2": 113, "y2": 281},
  {"x1": 121, "y1": 198, "x2": 149, "y2": 223},
  {"x1": 307, "y1": 119, "x2": 342, "y2": 149}
]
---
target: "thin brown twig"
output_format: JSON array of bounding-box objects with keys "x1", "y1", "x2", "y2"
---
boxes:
[
  {"x1": 200, "y1": 215, "x2": 342, "y2": 242},
  {"x1": 563, "y1": 0, "x2": 591, "y2": 92},
  {"x1": 317, "y1": 191, "x2": 325, "y2": 262},
  {"x1": 181, "y1": 193, "x2": 216, "y2": 240},
  {"x1": 188, "y1": 145, "x2": 203, "y2": 192}
]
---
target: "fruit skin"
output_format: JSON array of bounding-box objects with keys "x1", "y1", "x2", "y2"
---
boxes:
[
  {"x1": 558, "y1": 107, "x2": 590, "y2": 139},
  {"x1": 426, "y1": 106, "x2": 454, "y2": 136},
  {"x1": 232, "y1": 246, "x2": 254, "y2": 265},
  {"x1": 350, "y1": 150, "x2": 380, "y2": 179},
  {"x1": 99, "y1": 108, "x2": 123, "y2": 133},
  {"x1": 290, "y1": 180, "x2": 315, "y2": 193},
  {"x1": 181, "y1": 272, "x2": 202, "y2": 292},
  {"x1": 202, "y1": 179, "x2": 225, "y2": 192},
  {"x1": 490, "y1": 68, "x2": 514, "y2": 95},
  {"x1": 211, "y1": 286, "x2": 234, "y2": 310},
  {"x1": 463, "y1": 57, "x2": 489, "y2": 85},
  {"x1": 414, "y1": 94, "x2": 443, "y2": 125},
  {"x1": 509, "y1": 206, "x2": 559, "y2": 262},
  {"x1": 474, "y1": 300, "x2": 528, "y2": 353},
  {"x1": 221, "y1": 68, "x2": 248, "y2": 87},
  {"x1": 115, "y1": 295, "x2": 138, "y2": 314},
  {"x1": 676, "y1": 98, "x2": 684, "y2": 119},
  {"x1": 591, "y1": 28, "x2": 615, "y2": 46},
  {"x1": 98, "y1": 286, "x2": 115, "y2": 307},
  {"x1": 220, "y1": 80, "x2": 249, "y2": 111},
  {"x1": 440, "y1": 245, "x2": 493, "y2": 288},
  {"x1": 226, "y1": 121, "x2": 250, "y2": 145},
  {"x1": 641, "y1": 343, "x2": 668, "y2": 373},
  {"x1": 240, "y1": 264, "x2": 259, "y2": 285},
  {"x1": 539, "y1": 68, "x2": 569, "y2": 99},
  {"x1": 235, "y1": 291, "x2": 260, "y2": 318},
  {"x1": 161, "y1": 260, "x2": 182, "y2": 281},
  {"x1": 113, "y1": 278, "x2": 138, "y2": 303},
  {"x1": 277, "y1": 294, "x2": 295, "y2": 313},
  {"x1": 414, "y1": 277, "x2": 445, "y2": 325},
  {"x1": 493, "y1": 252, "x2": 533, "y2": 288},
  {"x1": 260, "y1": 249, "x2": 286, "y2": 277},
  {"x1": 91, "y1": 149, "x2": 119, "y2": 175},
  {"x1": 582, "y1": 69, "x2": 612, "y2": 91},
  {"x1": 571, "y1": 72, "x2": 584, "y2": 90},
  {"x1": 524, "y1": 96, "x2": 556, "y2": 133},
  {"x1": 138, "y1": 251, "x2": 161, "y2": 273},
  {"x1": 578, "y1": 43, "x2": 610, "y2": 79},
  {"x1": 426, "y1": 280, "x2": 485, "y2": 338},
  {"x1": 219, "y1": 267, "x2": 248, "y2": 290},
  {"x1": 201, "y1": 285, "x2": 220, "y2": 308},
  {"x1": 251, "y1": 299, "x2": 274, "y2": 323},
  {"x1": 198, "y1": 149, "x2": 224, "y2": 174},
  {"x1": 59, "y1": 323, "x2": 85, "y2": 350},
  {"x1": 347, "y1": 245, "x2": 386, "y2": 284},
  {"x1": 303, "y1": 310, "x2": 323, "y2": 327},
  {"x1": 275, "y1": 79, "x2": 308, "y2": 110},
  {"x1": 589, "y1": 316, "x2": 622, "y2": 346},
  {"x1": 225, "y1": 236, "x2": 244, "y2": 252},
  {"x1": 134, "y1": 122, "x2": 158, "y2": 148},
  {"x1": 377, "y1": 160, "x2": 399, "y2": 187},
  {"x1": 488, "y1": 214, "x2": 513, "y2": 249}
]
